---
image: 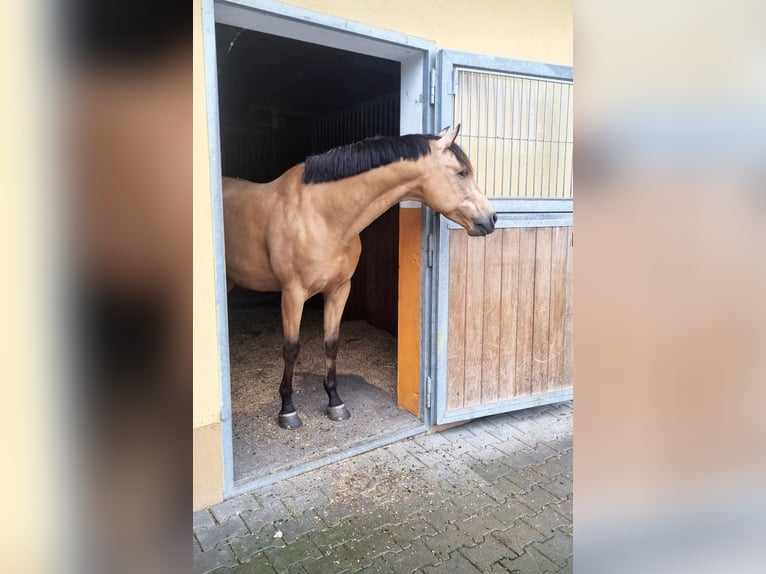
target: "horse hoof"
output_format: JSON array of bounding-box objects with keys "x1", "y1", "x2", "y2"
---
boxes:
[
  {"x1": 327, "y1": 404, "x2": 351, "y2": 421},
  {"x1": 277, "y1": 412, "x2": 303, "y2": 429}
]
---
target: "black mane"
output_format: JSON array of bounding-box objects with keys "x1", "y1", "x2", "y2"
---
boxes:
[{"x1": 302, "y1": 134, "x2": 472, "y2": 184}]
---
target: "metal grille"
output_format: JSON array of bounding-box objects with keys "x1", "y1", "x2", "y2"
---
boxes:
[
  {"x1": 312, "y1": 94, "x2": 400, "y2": 153},
  {"x1": 453, "y1": 69, "x2": 573, "y2": 198},
  {"x1": 219, "y1": 123, "x2": 272, "y2": 182}
]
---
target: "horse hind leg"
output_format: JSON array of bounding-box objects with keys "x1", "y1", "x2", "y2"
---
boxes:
[
  {"x1": 323, "y1": 281, "x2": 352, "y2": 421},
  {"x1": 277, "y1": 288, "x2": 305, "y2": 429}
]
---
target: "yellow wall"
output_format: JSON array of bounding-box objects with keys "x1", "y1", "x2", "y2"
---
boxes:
[
  {"x1": 194, "y1": 0, "x2": 224, "y2": 509},
  {"x1": 285, "y1": 0, "x2": 573, "y2": 66}
]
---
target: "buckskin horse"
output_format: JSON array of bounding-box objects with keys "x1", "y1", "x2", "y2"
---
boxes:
[{"x1": 223, "y1": 125, "x2": 496, "y2": 429}]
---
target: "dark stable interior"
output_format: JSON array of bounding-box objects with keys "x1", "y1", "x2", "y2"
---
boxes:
[{"x1": 215, "y1": 26, "x2": 402, "y2": 335}]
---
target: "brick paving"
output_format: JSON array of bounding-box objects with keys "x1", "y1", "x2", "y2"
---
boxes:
[{"x1": 193, "y1": 402, "x2": 573, "y2": 573}]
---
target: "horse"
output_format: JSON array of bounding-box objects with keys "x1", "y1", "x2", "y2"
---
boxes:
[{"x1": 223, "y1": 125, "x2": 496, "y2": 429}]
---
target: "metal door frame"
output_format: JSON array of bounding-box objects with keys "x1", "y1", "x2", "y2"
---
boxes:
[
  {"x1": 203, "y1": 0, "x2": 438, "y2": 498},
  {"x1": 431, "y1": 50, "x2": 574, "y2": 424}
]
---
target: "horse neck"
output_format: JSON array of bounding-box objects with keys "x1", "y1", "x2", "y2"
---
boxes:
[{"x1": 313, "y1": 160, "x2": 427, "y2": 238}]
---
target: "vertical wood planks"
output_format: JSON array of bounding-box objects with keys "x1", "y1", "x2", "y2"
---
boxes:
[
  {"x1": 463, "y1": 237, "x2": 486, "y2": 406},
  {"x1": 515, "y1": 228, "x2": 537, "y2": 396},
  {"x1": 547, "y1": 226, "x2": 569, "y2": 389},
  {"x1": 447, "y1": 231, "x2": 468, "y2": 410},
  {"x1": 445, "y1": 225, "x2": 572, "y2": 414},
  {"x1": 531, "y1": 227, "x2": 552, "y2": 394},
  {"x1": 498, "y1": 228, "x2": 520, "y2": 398},
  {"x1": 562, "y1": 227, "x2": 574, "y2": 385},
  {"x1": 480, "y1": 232, "x2": 503, "y2": 403}
]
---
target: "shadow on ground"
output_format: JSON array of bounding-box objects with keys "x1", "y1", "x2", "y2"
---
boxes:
[{"x1": 233, "y1": 374, "x2": 420, "y2": 481}]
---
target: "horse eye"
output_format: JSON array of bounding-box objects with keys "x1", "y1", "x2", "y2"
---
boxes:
[{"x1": 457, "y1": 170, "x2": 468, "y2": 179}]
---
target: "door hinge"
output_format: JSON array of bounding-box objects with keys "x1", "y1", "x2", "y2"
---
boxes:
[
  {"x1": 571, "y1": 231, "x2": 574, "y2": 247},
  {"x1": 429, "y1": 68, "x2": 436, "y2": 105},
  {"x1": 425, "y1": 376, "x2": 432, "y2": 409},
  {"x1": 426, "y1": 232, "x2": 434, "y2": 267}
]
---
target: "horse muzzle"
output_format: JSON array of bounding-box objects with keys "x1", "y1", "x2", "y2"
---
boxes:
[{"x1": 468, "y1": 213, "x2": 498, "y2": 236}]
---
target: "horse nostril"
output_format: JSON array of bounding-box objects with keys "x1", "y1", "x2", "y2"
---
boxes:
[{"x1": 492, "y1": 213, "x2": 498, "y2": 224}]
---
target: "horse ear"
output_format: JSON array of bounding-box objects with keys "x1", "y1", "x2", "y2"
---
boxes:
[{"x1": 437, "y1": 124, "x2": 460, "y2": 149}]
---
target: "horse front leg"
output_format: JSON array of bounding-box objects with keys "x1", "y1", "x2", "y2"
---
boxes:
[
  {"x1": 323, "y1": 281, "x2": 352, "y2": 421},
  {"x1": 277, "y1": 287, "x2": 305, "y2": 429}
]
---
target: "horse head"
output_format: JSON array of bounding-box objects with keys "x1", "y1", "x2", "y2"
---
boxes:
[{"x1": 421, "y1": 125, "x2": 497, "y2": 236}]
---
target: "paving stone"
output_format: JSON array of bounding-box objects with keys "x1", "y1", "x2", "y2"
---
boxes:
[
  {"x1": 379, "y1": 516, "x2": 437, "y2": 549},
  {"x1": 412, "y1": 447, "x2": 459, "y2": 467},
  {"x1": 194, "y1": 510, "x2": 217, "y2": 532},
  {"x1": 422, "y1": 524, "x2": 474, "y2": 560},
  {"x1": 459, "y1": 532, "x2": 519, "y2": 571},
  {"x1": 300, "y1": 544, "x2": 357, "y2": 573},
  {"x1": 414, "y1": 431, "x2": 452, "y2": 449},
  {"x1": 211, "y1": 495, "x2": 261, "y2": 523},
  {"x1": 455, "y1": 513, "x2": 507, "y2": 543},
  {"x1": 345, "y1": 511, "x2": 396, "y2": 536},
  {"x1": 483, "y1": 422, "x2": 526, "y2": 442},
  {"x1": 491, "y1": 519, "x2": 548, "y2": 555},
  {"x1": 280, "y1": 489, "x2": 330, "y2": 517},
  {"x1": 533, "y1": 456, "x2": 571, "y2": 481},
  {"x1": 384, "y1": 439, "x2": 426, "y2": 458},
  {"x1": 518, "y1": 485, "x2": 562, "y2": 512},
  {"x1": 500, "y1": 544, "x2": 559, "y2": 573},
  {"x1": 263, "y1": 537, "x2": 322, "y2": 574},
  {"x1": 417, "y1": 463, "x2": 462, "y2": 484},
  {"x1": 229, "y1": 525, "x2": 286, "y2": 562},
  {"x1": 343, "y1": 532, "x2": 401, "y2": 569},
  {"x1": 307, "y1": 520, "x2": 358, "y2": 551},
  {"x1": 548, "y1": 496, "x2": 572, "y2": 521},
  {"x1": 273, "y1": 511, "x2": 324, "y2": 544},
  {"x1": 194, "y1": 403, "x2": 573, "y2": 574},
  {"x1": 435, "y1": 425, "x2": 471, "y2": 442},
  {"x1": 507, "y1": 416, "x2": 542, "y2": 434},
  {"x1": 196, "y1": 515, "x2": 250, "y2": 552},
  {"x1": 383, "y1": 539, "x2": 440, "y2": 573},
  {"x1": 503, "y1": 465, "x2": 548, "y2": 492},
  {"x1": 451, "y1": 488, "x2": 497, "y2": 517},
  {"x1": 241, "y1": 503, "x2": 292, "y2": 533},
  {"x1": 466, "y1": 457, "x2": 513, "y2": 483},
  {"x1": 223, "y1": 556, "x2": 277, "y2": 574},
  {"x1": 485, "y1": 495, "x2": 535, "y2": 527},
  {"x1": 525, "y1": 507, "x2": 570, "y2": 539},
  {"x1": 504, "y1": 448, "x2": 545, "y2": 470},
  {"x1": 193, "y1": 541, "x2": 238, "y2": 574},
  {"x1": 355, "y1": 555, "x2": 397, "y2": 573},
  {"x1": 419, "y1": 550, "x2": 482, "y2": 573},
  {"x1": 541, "y1": 475, "x2": 573, "y2": 499},
  {"x1": 543, "y1": 402, "x2": 572, "y2": 417},
  {"x1": 314, "y1": 501, "x2": 355, "y2": 528},
  {"x1": 483, "y1": 412, "x2": 514, "y2": 427},
  {"x1": 545, "y1": 430, "x2": 572, "y2": 454},
  {"x1": 421, "y1": 502, "x2": 460, "y2": 532},
  {"x1": 529, "y1": 442, "x2": 562, "y2": 462},
  {"x1": 531, "y1": 528, "x2": 573, "y2": 569}
]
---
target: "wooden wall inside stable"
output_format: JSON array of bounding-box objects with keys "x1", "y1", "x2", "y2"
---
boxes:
[
  {"x1": 344, "y1": 205, "x2": 399, "y2": 338},
  {"x1": 447, "y1": 226, "x2": 572, "y2": 410}
]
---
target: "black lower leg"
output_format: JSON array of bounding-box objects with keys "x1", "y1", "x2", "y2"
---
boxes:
[
  {"x1": 279, "y1": 341, "x2": 300, "y2": 415},
  {"x1": 324, "y1": 337, "x2": 343, "y2": 407}
]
